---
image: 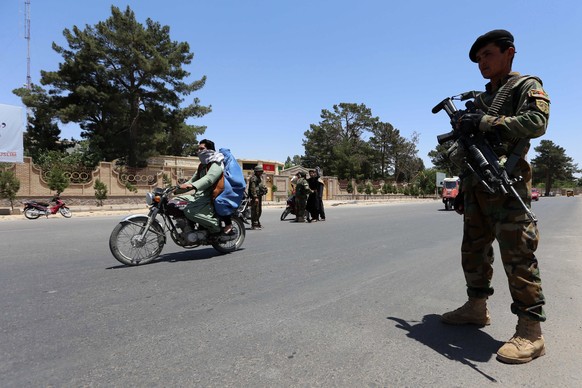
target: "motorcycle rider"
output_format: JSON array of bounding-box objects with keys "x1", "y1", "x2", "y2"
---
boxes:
[{"x1": 175, "y1": 139, "x2": 227, "y2": 239}]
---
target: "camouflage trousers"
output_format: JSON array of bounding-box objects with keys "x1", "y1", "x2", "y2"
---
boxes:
[
  {"x1": 295, "y1": 195, "x2": 307, "y2": 219},
  {"x1": 461, "y1": 180, "x2": 546, "y2": 321},
  {"x1": 251, "y1": 198, "x2": 262, "y2": 226}
]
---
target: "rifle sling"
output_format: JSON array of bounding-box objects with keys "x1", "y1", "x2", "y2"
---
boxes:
[{"x1": 487, "y1": 75, "x2": 529, "y2": 177}]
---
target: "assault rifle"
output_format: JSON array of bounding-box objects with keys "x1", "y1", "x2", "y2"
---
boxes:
[{"x1": 433, "y1": 93, "x2": 537, "y2": 223}]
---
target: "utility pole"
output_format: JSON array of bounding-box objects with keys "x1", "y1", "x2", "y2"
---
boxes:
[{"x1": 24, "y1": 0, "x2": 31, "y2": 90}]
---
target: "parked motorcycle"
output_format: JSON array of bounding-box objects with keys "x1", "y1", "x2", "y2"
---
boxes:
[
  {"x1": 23, "y1": 196, "x2": 72, "y2": 219},
  {"x1": 109, "y1": 186, "x2": 246, "y2": 266},
  {"x1": 280, "y1": 194, "x2": 296, "y2": 221}
]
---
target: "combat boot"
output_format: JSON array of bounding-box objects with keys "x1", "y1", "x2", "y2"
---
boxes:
[
  {"x1": 441, "y1": 297, "x2": 491, "y2": 326},
  {"x1": 496, "y1": 316, "x2": 545, "y2": 364}
]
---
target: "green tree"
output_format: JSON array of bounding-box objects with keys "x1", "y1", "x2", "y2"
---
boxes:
[
  {"x1": 393, "y1": 132, "x2": 423, "y2": 183},
  {"x1": 13, "y1": 85, "x2": 63, "y2": 163},
  {"x1": 369, "y1": 121, "x2": 398, "y2": 178},
  {"x1": 303, "y1": 103, "x2": 378, "y2": 179},
  {"x1": 94, "y1": 179, "x2": 108, "y2": 206},
  {"x1": 416, "y1": 168, "x2": 438, "y2": 196},
  {"x1": 47, "y1": 166, "x2": 70, "y2": 196},
  {"x1": 531, "y1": 140, "x2": 579, "y2": 196},
  {"x1": 0, "y1": 171, "x2": 21, "y2": 211},
  {"x1": 40, "y1": 5, "x2": 210, "y2": 167}
]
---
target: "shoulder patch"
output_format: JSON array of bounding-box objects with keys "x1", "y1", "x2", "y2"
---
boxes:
[
  {"x1": 528, "y1": 89, "x2": 550, "y2": 101},
  {"x1": 528, "y1": 89, "x2": 550, "y2": 114}
]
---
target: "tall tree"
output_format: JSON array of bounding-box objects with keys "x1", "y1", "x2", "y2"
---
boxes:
[
  {"x1": 303, "y1": 103, "x2": 377, "y2": 179},
  {"x1": 40, "y1": 5, "x2": 210, "y2": 167},
  {"x1": 531, "y1": 140, "x2": 579, "y2": 196},
  {"x1": 393, "y1": 131, "x2": 423, "y2": 182},
  {"x1": 369, "y1": 121, "x2": 397, "y2": 178},
  {"x1": 13, "y1": 85, "x2": 63, "y2": 163}
]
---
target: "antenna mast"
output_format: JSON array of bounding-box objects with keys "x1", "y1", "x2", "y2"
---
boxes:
[{"x1": 24, "y1": 0, "x2": 31, "y2": 90}]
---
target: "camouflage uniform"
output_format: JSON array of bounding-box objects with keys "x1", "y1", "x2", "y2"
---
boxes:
[
  {"x1": 461, "y1": 72, "x2": 550, "y2": 321},
  {"x1": 248, "y1": 169, "x2": 267, "y2": 228},
  {"x1": 294, "y1": 175, "x2": 311, "y2": 222}
]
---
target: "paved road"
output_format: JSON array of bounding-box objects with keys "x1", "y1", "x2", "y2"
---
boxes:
[{"x1": 1, "y1": 198, "x2": 581, "y2": 387}]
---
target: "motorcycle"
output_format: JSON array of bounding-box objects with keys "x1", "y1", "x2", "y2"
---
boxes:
[
  {"x1": 280, "y1": 194, "x2": 296, "y2": 221},
  {"x1": 109, "y1": 186, "x2": 246, "y2": 266},
  {"x1": 23, "y1": 196, "x2": 72, "y2": 219},
  {"x1": 236, "y1": 191, "x2": 252, "y2": 224}
]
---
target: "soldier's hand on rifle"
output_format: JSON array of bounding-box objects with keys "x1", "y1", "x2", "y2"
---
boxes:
[
  {"x1": 450, "y1": 110, "x2": 465, "y2": 128},
  {"x1": 458, "y1": 112, "x2": 485, "y2": 134}
]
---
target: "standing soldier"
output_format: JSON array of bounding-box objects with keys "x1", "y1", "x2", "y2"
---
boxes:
[
  {"x1": 440, "y1": 30, "x2": 550, "y2": 364},
  {"x1": 248, "y1": 165, "x2": 267, "y2": 230},
  {"x1": 293, "y1": 171, "x2": 311, "y2": 223}
]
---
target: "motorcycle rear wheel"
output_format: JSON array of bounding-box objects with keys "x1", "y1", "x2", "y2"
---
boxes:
[
  {"x1": 109, "y1": 216, "x2": 165, "y2": 266},
  {"x1": 280, "y1": 208, "x2": 291, "y2": 221},
  {"x1": 60, "y1": 207, "x2": 72, "y2": 218},
  {"x1": 24, "y1": 207, "x2": 41, "y2": 219},
  {"x1": 212, "y1": 216, "x2": 246, "y2": 254}
]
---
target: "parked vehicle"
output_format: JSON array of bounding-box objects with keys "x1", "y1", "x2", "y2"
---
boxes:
[
  {"x1": 441, "y1": 177, "x2": 460, "y2": 210},
  {"x1": 109, "y1": 186, "x2": 245, "y2": 266},
  {"x1": 531, "y1": 188, "x2": 540, "y2": 201},
  {"x1": 23, "y1": 196, "x2": 72, "y2": 219},
  {"x1": 280, "y1": 194, "x2": 296, "y2": 220}
]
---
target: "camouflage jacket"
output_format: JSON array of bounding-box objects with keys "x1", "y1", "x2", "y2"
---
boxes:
[
  {"x1": 294, "y1": 177, "x2": 311, "y2": 198},
  {"x1": 464, "y1": 72, "x2": 550, "y2": 186},
  {"x1": 475, "y1": 72, "x2": 550, "y2": 153},
  {"x1": 248, "y1": 174, "x2": 267, "y2": 198}
]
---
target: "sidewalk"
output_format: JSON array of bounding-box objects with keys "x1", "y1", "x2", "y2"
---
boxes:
[{"x1": 0, "y1": 198, "x2": 437, "y2": 221}]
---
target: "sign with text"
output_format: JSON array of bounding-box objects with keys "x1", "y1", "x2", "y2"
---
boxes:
[{"x1": 0, "y1": 104, "x2": 24, "y2": 163}]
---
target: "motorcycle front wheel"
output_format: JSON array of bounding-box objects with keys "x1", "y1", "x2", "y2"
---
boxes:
[
  {"x1": 59, "y1": 207, "x2": 72, "y2": 218},
  {"x1": 109, "y1": 216, "x2": 165, "y2": 266},
  {"x1": 280, "y1": 208, "x2": 291, "y2": 221},
  {"x1": 24, "y1": 207, "x2": 41, "y2": 219},
  {"x1": 212, "y1": 216, "x2": 246, "y2": 254}
]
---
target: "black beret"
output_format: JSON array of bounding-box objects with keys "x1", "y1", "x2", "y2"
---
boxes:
[{"x1": 469, "y1": 29, "x2": 514, "y2": 62}]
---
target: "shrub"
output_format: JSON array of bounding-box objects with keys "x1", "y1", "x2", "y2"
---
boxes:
[
  {"x1": 94, "y1": 179, "x2": 108, "y2": 206},
  {"x1": 0, "y1": 171, "x2": 21, "y2": 211},
  {"x1": 47, "y1": 166, "x2": 69, "y2": 196}
]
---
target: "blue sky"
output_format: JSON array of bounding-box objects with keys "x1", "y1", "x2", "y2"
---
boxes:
[{"x1": 1, "y1": 0, "x2": 581, "y2": 172}]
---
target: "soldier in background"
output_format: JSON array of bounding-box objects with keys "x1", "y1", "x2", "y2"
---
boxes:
[
  {"x1": 440, "y1": 30, "x2": 550, "y2": 364},
  {"x1": 248, "y1": 165, "x2": 267, "y2": 230},
  {"x1": 293, "y1": 171, "x2": 311, "y2": 223}
]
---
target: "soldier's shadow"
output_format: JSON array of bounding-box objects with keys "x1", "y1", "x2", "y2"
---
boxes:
[{"x1": 387, "y1": 314, "x2": 504, "y2": 382}]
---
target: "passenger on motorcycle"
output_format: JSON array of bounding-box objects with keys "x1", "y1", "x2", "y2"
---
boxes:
[{"x1": 175, "y1": 139, "x2": 226, "y2": 236}]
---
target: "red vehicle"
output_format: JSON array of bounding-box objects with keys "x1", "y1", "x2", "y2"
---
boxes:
[
  {"x1": 23, "y1": 196, "x2": 72, "y2": 219},
  {"x1": 441, "y1": 177, "x2": 460, "y2": 210},
  {"x1": 531, "y1": 188, "x2": 540, "y2": 201}
]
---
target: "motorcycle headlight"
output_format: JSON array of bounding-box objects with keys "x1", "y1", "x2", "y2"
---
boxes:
[{"x1": 146, "y1": 192, "x2": 155, "y2": 205}]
